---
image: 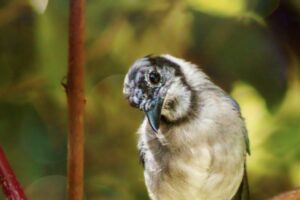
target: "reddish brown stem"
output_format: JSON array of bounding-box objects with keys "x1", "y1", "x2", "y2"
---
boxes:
[
  {"x1": 269, "y1": 188, "x2": 300, "y2": 200},
  {"x1": 67, "y1": 0, "x2": 85, "y2": 199},
  {"x1": 0, "y1": 147, "x2": 27, "y2": 200}
]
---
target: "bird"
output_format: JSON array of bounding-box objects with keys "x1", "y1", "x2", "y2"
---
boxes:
[{"x1": 123, "y1": 54, "x2": 250, "y2": 200}]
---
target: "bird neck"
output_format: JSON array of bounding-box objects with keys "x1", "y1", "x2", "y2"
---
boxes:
[{"x1": 160, "y1": 77, "x2": 198, "y2": 126}]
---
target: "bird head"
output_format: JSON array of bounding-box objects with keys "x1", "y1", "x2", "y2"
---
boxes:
[{"x1": 123, "y1": 55, "x2": 197, "y2": 133}]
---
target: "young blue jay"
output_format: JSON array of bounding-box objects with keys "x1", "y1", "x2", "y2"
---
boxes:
[{"x1": 123, "y1": 55, "x2": 250, "y2": 200}]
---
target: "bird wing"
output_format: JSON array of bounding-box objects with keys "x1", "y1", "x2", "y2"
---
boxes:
[
  {"x1": 243, "y1": 126, "x2": 251, "y2": 155},
  {"x1": 223, "y1": 96, "x2": 251, "y2": 200},
  {"x1": 232, "y1": 163, "x2": 250, "y2": 200},
  {"x1": 226, "y1": 96, "x2": 251, "y2": 155}
]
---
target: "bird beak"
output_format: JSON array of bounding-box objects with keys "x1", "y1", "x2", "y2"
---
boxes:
[{"x1": 143, "y1": 96, "x2": 164, "y2": 133}]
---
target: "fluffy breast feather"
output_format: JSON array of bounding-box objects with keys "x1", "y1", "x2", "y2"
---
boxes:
[{"x1": 138, "y1": 96, "x2": 246, "y2": 200}]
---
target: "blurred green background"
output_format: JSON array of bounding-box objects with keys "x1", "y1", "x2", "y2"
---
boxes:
[{"x1": 0, "y1": 0, "x2": 300, "y2": 199}]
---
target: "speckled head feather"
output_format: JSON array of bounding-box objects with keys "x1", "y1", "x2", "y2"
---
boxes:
[
  {"x1": 123, "y1": 56, "x2": 175, "y2": 110},
  {"x1": 123, "y1": 55, "x2": 209, "y2": 131}
]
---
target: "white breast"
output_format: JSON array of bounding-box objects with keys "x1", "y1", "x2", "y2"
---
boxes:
[{"x1": 138, "y1": 101, "x2": 246, "y2": 200}]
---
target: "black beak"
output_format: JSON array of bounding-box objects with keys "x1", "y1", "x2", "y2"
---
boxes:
[{"x1": 143, "y1": 97, "x2": 164, "y2": 133}]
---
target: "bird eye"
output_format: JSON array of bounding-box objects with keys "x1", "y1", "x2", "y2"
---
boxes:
[{"x1": 149, "y1": 71, "x2": 161, "y2": 85}]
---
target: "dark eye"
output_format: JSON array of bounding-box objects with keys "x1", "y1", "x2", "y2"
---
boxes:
[{"x1": 149, "y1": 71, "x2": 161, "y2": 84}]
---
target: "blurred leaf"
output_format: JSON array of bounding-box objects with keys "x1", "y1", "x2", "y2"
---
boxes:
[
  {"x1": 186, "y1": 10, "x2": 287, "y2": 110},
  {"x1": 186, "y1": 0, "x2": 247, "y2": 17},
  {"x1": 0, "y1": 2, "x2": 36, "y2": 87},
  {"x1": 247, "y1": 0, "x2": 280, "y2": 17},
  {"x1": 30, "y1": 0, "x2": 48, "y2": 14},
  {"x1": 20, "y1": 106, "x2": 66, "y2": 165}
]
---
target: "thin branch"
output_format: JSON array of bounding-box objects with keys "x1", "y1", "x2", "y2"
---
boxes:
[
  {"x1": 0, "y1": 146, "x2": 27, "y2": 200},
  {"x1": 66, "y1": 0, "x2": 85, "y2": 199},
  {"x1": 269, "y1": 188, "x2": 300, "y2": 200}
]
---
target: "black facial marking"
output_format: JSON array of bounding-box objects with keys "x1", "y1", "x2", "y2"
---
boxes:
[
  {"x1": 147, "y1": 56, "x2": 192, "y2": 90},
  {"x1": 146, "y1": 56, "x2": 199, "y2": 127},
  {"x1": 147, "y1": 56, "x2": 181, "y2": 75},
  {"x1": 161, "y1": 91, "x2": 198, "y2": 127},
  {"x1": 137, "y1": 76, "x2": 147, "y2": 89}
]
